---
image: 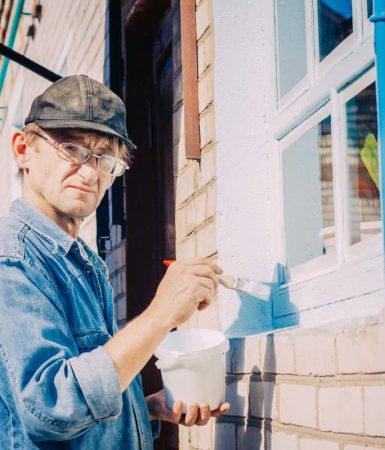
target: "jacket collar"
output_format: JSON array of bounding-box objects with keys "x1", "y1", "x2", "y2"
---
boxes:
[{"x1": 10, "y1": 198, "x2": 76, "y2": 255}]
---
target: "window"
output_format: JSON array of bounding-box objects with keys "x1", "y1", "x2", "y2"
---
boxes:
[
  {"x1": 276, "y1": 0, "x2": 307, "y2": 98},
  {"x1": 346, "y1": 83, "x2": 380, "y2": 246},
  {"x1": 283, "y1": 115, "x2": 335, "y2": 268},
  {"x1": 273, "y1": 0, "x2": 381, "y2": 323},
  {"x1": 317, "y1": 0, "x2": 353, "y2": 61}
]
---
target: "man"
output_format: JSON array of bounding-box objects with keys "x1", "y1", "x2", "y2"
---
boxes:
[{"x1": 0, "y1": 75, "x2": 229, "y2": 449}]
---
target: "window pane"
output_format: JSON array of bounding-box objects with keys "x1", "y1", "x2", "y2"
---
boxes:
[
  {"x1": 346, "y1": 83, "x2": 381, "y2": 245},
  {"x1": 276, "y1": 0, "x2": 307, "y2": 97},
  {"x1": 284, "y1": 116, "x2": 335, "y2": 268},
  {"x1": 318, "y1": 0, "x2": 353, "y2": 61},
  {"x1": 367, "y1": 0, "x2": 373, "y2": 17}
]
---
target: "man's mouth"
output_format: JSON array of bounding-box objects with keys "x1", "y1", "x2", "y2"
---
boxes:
[{"x1": 67, "y1": 185, "x2": 94, "y2": 194}]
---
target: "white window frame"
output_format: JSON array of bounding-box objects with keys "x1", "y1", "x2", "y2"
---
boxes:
[{"x1": 272, "y1": 0, "x2": 383, "y2": 326}]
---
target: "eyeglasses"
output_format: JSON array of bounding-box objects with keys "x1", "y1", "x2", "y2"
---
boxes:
[{"x1": 30, "y1": 131, "x2": 129, "y2": 177}]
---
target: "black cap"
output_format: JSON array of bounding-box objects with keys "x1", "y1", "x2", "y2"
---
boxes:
[{"x1": 24, "y1": 74, "x2": 137, "y2": 150}]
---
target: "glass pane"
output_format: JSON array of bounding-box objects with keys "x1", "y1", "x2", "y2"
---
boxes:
[
  {"x1": 346, "y1": 83, "x2": 381, "y2": 245},
  {"x1": 284, "y1": 116, "x2": 335, "y2": 268},
  {"x1": 318, "y1": 0, "x2": 353, "y2": 61},
  {"x1": 367, "y1": 0, "x2": 373, "y2": 18},
  {"x1": 276, "y1": 0, "x2": 307, "y2": 97}
]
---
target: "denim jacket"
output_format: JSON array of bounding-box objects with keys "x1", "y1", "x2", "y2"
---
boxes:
[{"x1": 0, "y1": 199, "x2": 159, "y2": 449}]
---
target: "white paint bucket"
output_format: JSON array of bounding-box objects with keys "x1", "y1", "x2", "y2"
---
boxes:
[{"x1": 155, "y1": 328, "x2": 229, "y2": 413}]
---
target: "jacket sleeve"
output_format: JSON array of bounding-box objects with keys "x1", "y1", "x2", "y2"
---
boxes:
[{"x1": 0, "y1": 257, "x2": 122, "y2": 441}]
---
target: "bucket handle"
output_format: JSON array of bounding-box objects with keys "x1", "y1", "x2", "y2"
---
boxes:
[{"x1": 155, "y1": 358, "x2": 182, "y2": 371}]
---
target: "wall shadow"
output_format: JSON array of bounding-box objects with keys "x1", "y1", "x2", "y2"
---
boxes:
[{"x1": 215, "y1": 263, "x2": 298, "y2": 449}]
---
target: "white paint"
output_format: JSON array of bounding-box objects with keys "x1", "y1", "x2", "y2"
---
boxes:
[{"x1": 212, "y1": 0, "x2": 277, "y2": 336}]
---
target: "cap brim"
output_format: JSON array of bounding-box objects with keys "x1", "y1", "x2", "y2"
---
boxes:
[{"x1": 31, "y1": 119, "x2": 137, "y2": 150}]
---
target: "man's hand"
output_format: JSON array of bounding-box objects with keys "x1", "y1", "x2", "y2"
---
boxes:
[
  {"x1": 148, "y1": 258, "x2": 223, "y2": 330},
  {"x1": 146, "y1": 390, "x2": 230, "y2": 427}
]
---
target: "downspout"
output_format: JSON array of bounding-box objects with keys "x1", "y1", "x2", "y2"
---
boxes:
[
  {"x1": 0, "y1": 0, "x2": 25, "y2": 96},
  {"x1": 370, "y1": 1, "x2": 385, "y2": 259}
]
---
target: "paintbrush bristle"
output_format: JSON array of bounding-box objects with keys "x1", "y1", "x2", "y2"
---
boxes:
[{"x1": 219, "y1": 274, "x2": 270, "y2": 300}]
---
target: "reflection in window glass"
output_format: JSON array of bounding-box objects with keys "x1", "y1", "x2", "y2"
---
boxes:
[
  {"x1": 346, "y1": 83, "x2": 381, "y2": 245},
  {"x1": 318, "y1": 0, "x2": 353, "y2": 60},
  {"x1": 276, "y1": 0, "x2": 307, "y2": 97},
  {"x1": 284, "y1": 117, "x2": 335, "y2": 268},
  {"x1": 367, "y1": 0, "x2": 373, "y2": 17}
]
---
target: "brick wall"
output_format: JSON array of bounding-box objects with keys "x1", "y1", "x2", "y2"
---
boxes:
[
  {"x1": 216, "y1": 312, "x2": 385, "y2": 450},
  {"x1": 174, "y1": 0, "x2": 218, "y2": 330}
]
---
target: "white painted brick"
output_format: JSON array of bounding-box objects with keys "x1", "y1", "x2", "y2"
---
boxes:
[
  {"x1": 295, "y1": 329, "x2": 336, "y2": 376},
  {"x1": 196, "y1": 221, "x2": 216, "y2": 257},
  {"x1": 196, "y1": 0, "x2": 210, "y2": 40},
  {"x1": 178, "y1": 427, "x2": 190, "y2": 449},
  {"x1": 336, "y1": 324, "x2": 385, "y2": 374},
  {"x1": 186, "y1": 199, "x2": 197, "y2": 235},
  {"x1": 205, "y1": 182, "x2": 216, "y2": 220},
  {"x1": 176, "y1": 235, "x2": 197, "y2": 259},
  {"x1": 199, "y1": 106, "x2": 215, "y2": 149},
  {"x1": 299, "y1": 438, "x2": 339, "y2": 450},
  {"x1": 196, "y1": 418, "x2": 213, "y2": 450},
  {"x1": 176, "y1": 207, "x2": 188, "y2": 240},
  {"x1": 199, "y1": 148, "x2": 216, "y2": 187},
  {"x1": 266, "y1": 430, "x2": 298, "y2": 450},
  {"x1": 197, "y1": 31, "x2": 213, "y2": 77},
  {"x1": 250, "y1": 381, "x2": 277, "y2": 419},
  {"x1": 280, "y1": 384, "x2": 317, "y2": 428},
  {"x1": 174, "y1": 134, "x2": 187, "y2": 174},
  {"x1": 190, "y1": 425, "x2": 199, "y2": 448},
  {"x1": 237, "y1": 425, "x2": 263, "y2": 450},
  {"x1": 198, "y1": 68, "x2": 214, "y2": 113},
  {"x1": 319, "y1": 387, "x2": 363, "y2": 433},
  {"x1": 224, "y1": 376, "x2": 250, "y2": 417},
  {"x1": 364, "y1": 386, "x2": 385, "y2": 436},
  {"x1": 227, "y1": 335, "x2": 261, "y2": 374},
  {"x1": 195, "y1": 192, "x2": 207, "y2": 227},
  {"x1": 214, "y1": 422, "x2": 236, "y2": 450},
  {"x1": 176, "y1": 163, "x2": 197, "y2": 205},
  {"x1": 271, "y1": 331, "x2": 296, "y2": 374}
]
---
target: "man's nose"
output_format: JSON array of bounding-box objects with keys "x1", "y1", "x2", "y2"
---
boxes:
[{"x1": 77, "y1": 156, "x2": 99, "y2": 182}]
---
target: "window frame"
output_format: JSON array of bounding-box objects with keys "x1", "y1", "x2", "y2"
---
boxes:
[{"x1": 272, "y1": 1, "x2": 383, "y2": 324}]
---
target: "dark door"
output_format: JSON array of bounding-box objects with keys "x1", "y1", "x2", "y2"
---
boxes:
[{"x1": 124, "y1": 1, "x2": 177, "y2": 448}]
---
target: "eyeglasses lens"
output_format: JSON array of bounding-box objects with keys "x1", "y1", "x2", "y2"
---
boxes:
[{"x1": 59, "y1": 144, "x2": 89, "y2": 164}]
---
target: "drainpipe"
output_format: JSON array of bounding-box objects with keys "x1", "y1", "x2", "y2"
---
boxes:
[
  {"x1": 0, "y1": 0, "x2": 25, "y2": 96},
  {"x1": 370, "y1": 0, "x2": 385, "y2": 258}
]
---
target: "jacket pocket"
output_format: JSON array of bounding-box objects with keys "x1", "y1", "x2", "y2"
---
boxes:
[{"x1": 72, "y1": 329, "x2": 111, "y2": 353}]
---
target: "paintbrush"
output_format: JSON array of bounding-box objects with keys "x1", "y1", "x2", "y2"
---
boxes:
[{"x1": 163, "y1": 260, "x2": 270, "y2": 300}]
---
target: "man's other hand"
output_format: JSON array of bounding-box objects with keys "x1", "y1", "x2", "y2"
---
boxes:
[{"x1": 146, "y1": 389, "x2": 230, "y2": 426}]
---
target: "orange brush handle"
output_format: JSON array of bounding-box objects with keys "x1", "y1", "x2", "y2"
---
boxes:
[{"x1": 163, "y1": 259, "x2": 175, "y2": 267}]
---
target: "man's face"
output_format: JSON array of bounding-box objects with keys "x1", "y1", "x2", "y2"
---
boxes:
[{"x1": 18, "y1": 129, "x2": 116, "y2": 221}]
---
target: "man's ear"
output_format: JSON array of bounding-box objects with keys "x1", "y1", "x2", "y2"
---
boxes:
[{"x1": 12, "y1": 131, "x2": 31, "y2": 173}]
